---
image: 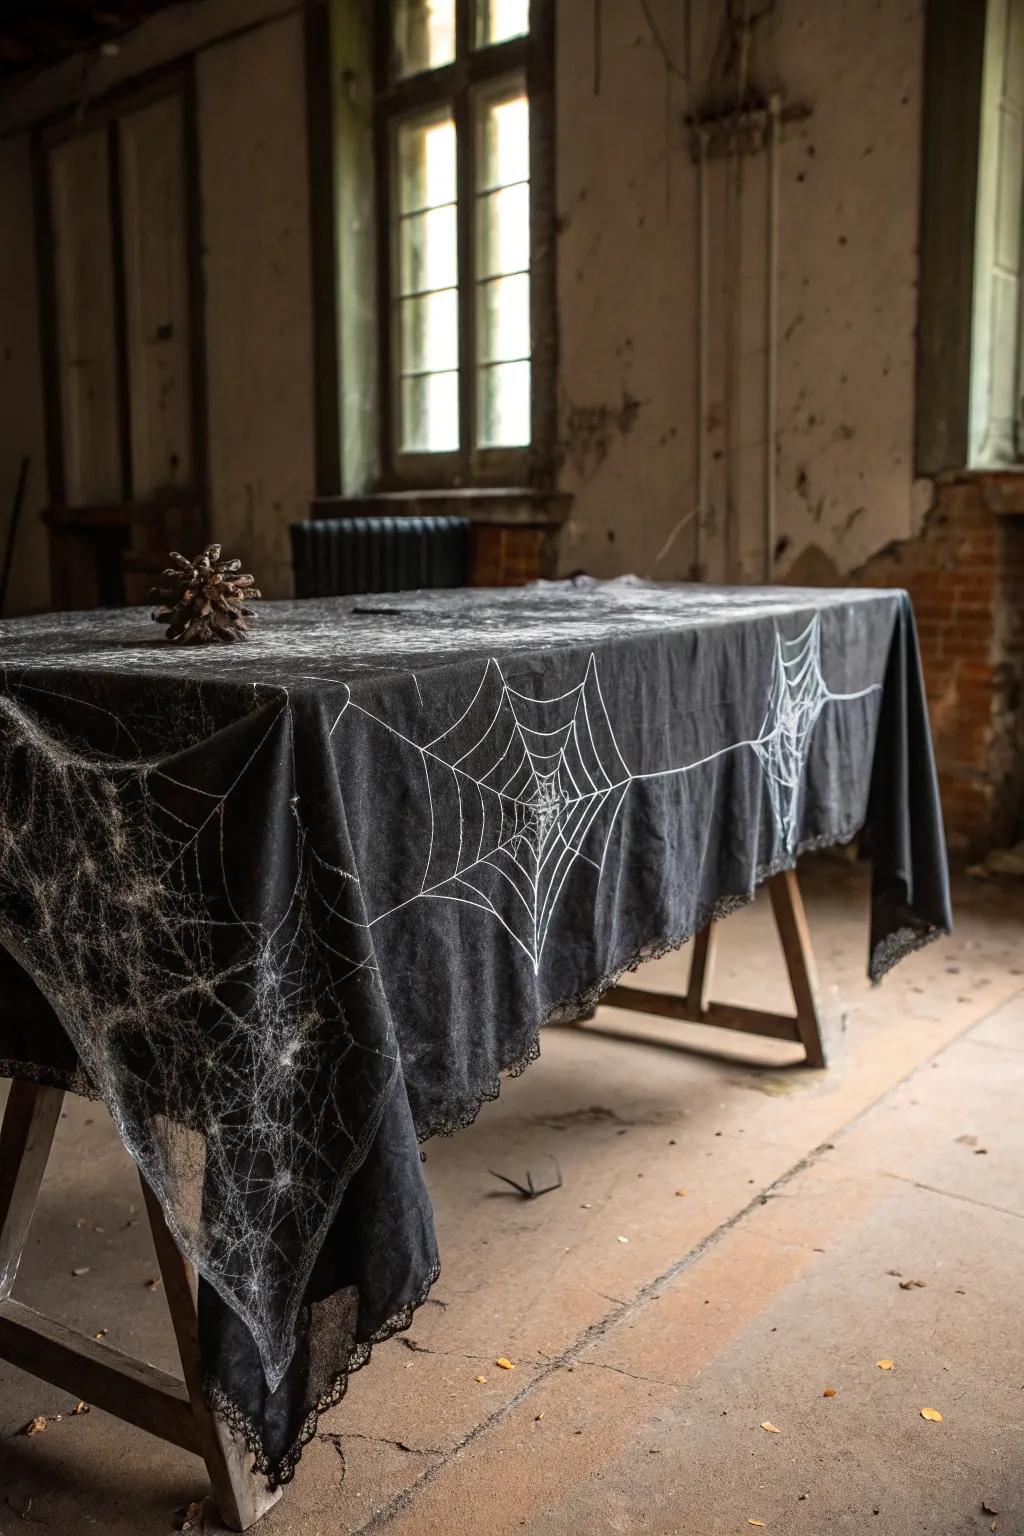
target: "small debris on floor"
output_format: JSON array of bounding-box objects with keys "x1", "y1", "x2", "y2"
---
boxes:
[
  {"x1": 822, "y1": 1387, "x2": 837, "y2": 1397},
  {"x1": 760, "y1": 1421, "x2": 781, "y2": 1434},
  {"x1": 920, "y1": 1407, "x2": 943, "y2": 1422},
  {"x1": 72, "y1": 1401, "x2": 89, "y2": 1415},
  {"x1": 174, "y1": 1499, "x2": 206, "y2": 1531},
  {"x1": 19, "y1": 1416, "x2": 48, "y2": 1436},
  {"x1": 93, "y1": 1328, "x2": 108, "y2": 1340},
  {"x1": 145, "y1": 1275, "x2": 162, "y2": 1290},
  {"x1": 488, "y1": 1157, "x2": 562, "y2": 1200},
  {"x1": 496, "y1": 1357, "x2": 515, "y2": 1370},
  {"x1": 71, "y1": 1266, "x2": 90, "y2": 1277},
  {"x1": 899, "y1": 1278, "x2": 927, "y2": 1290},
  {"x1": 475, "y1": 1376, "x2": 488, "y2": 1384},
  {"x1": 617, "y1": 1235, "x2": 629, "y2": 1244},
  {"x1": 876, "y1": 1359, "x2": 895, "y2": 1370},
  {"x1": 982, "y1": 1501, "x2": 1000, "y2": 1516}
]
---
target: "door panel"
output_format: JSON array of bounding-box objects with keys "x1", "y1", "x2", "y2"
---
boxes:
[
  {"x1": 118, "y1": 93, "x2": 193, "y2": 498},
  {"x1": 49, "y1": 129, "x2": 122, "y2": 505}
]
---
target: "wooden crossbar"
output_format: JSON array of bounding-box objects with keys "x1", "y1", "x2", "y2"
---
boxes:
[
  {"x1": 597, "y1": 868, "x2": 827, "y2": 1068},
  {"x1": 0, "y1": 1079, "x2": 280, "y2": 1530}
]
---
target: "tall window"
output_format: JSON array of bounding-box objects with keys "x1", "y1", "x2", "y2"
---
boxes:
[{"x1": 378, "y1": 0, "x2": 538, "y2": 484}]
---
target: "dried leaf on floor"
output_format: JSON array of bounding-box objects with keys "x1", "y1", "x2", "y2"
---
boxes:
[
  {"x1": 920, "y1": 1407, "x2": 943, "y2": 1422},
  {"x1": 822, "y1": 1388, "x2": 837, "y2": 1397},
  {"x1": 535, "y1": 1412, "x2": 544, "y2": 1421},
  {"x1": 475, "y1": 1376, "x2": 488, "y2": 1384},
  {"x1": 175, "y1": 1499, "x2": 205, "y2": 1530},
  {"x1": 71, "y1": 1401, "x2": 89, "y2": 1415},
  {"x1": 876, "y1": 1359, "x2": 895, "y2": 1370},
  {"x1": 496, "y1": 1358, "x2": 515, "y2": 1371},
  {"x1": 20, "y1": 1416, "x2": 48, "y2": 1437},
  {"x1": 982, "y1": 1502, "x2": 1000, "y2": 1516},
  {"x1": 748, "y1": 1521, "x2": 766, "y2": 1528},
  {"x1": 760, "y1": 1422, "x2": 781, "y2": 1434}
]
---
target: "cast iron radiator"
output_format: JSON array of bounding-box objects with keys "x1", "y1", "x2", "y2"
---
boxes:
[{"x1": 291, "y1": 515, "x2": 471, "y2": 599}]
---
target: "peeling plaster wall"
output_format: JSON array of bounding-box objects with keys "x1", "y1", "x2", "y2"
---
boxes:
[
  {"x1": 198, "y1": 14, "x2": 315, "y2": 597},
  {"x1": 555, "y1": 0, "x2": 926, "y2": 584},
  {"x1": 0, "y1": 0, "x2": 314, "y2": 611}
]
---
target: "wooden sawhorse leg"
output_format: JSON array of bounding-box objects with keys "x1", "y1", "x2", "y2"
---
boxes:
[
  {"x1": 0, "y1": 1079, "x2": 280, "y2": 1529},
  {"x1": 599, "y1": 867, "x2": 827, "y2": 1068}
]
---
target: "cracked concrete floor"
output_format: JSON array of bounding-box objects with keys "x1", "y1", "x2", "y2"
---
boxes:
[{"x1": 1, "y1": 859, "x2": 1023, "y2": 1535}]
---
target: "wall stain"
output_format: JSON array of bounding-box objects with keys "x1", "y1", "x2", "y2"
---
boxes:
[{"x1": 560, "y1": 388, "x2": 644, "y2": 481}]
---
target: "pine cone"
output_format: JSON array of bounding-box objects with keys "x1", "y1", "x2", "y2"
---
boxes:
[{"x1": 149, "y1": 544, "x2": 262, "y2": 644}]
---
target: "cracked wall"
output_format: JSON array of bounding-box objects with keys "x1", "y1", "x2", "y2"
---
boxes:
[{"x1": 555, "y1": 0, "x2": 924, "y2": 584}]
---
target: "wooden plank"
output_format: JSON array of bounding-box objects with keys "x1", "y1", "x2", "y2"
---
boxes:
[
  {"x1": 0, "y1": 1081, "x2": 63, "y2": 1300},
  {"x1": 600, "y1": 985, "x2": 800, "y2": 1044},
  {"x1": 701, "y1": 1002, "x2": 802, "y2": 1043},
  {"x1": 601, "y1": 983, "x2": 691, "y2": 1021},
  {"x1": 0, "y1": 1295, "x2": 199, "y2": 1454},
  {"x1": 768, "y1": 868, "x2": 826, "y2": 1068},
  {"x1": 684, "y1": 923, "x2": 717, "y2": 1020},
  {"x1": 48, "y1": 128, "x2": 124, "y2": 505},
  {"x1": 140, "y1": 1179, "x2": 281, "y2": 1531},
  {"x1": 118, "y1": 90, "x2": 193, "y2": 498}
]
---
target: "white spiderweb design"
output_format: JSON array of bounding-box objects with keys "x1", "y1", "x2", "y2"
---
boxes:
[
  {"x1": 0, "y1": 606, "x2": 880, "y2": 1409},
  {"x1": 352, "y1": 613, "x2": 880, "y2": 968},
  {"x1": 348, "y1": 655, "x2": 631, "y2": 972},
  {"x1": 751, "y1": 614, "x2": 879, "y2": 858},
  {"x1": 0, "y1": 687, "x2": 396, "y2": 1394}
]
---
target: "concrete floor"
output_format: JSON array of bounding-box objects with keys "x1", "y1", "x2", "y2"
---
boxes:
[{"x1": 1, "y1": 859, "x2": 1023, "y2": 1536}]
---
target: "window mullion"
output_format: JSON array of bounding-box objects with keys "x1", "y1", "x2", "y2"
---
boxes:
[{"x1": 455, "y1": 76, "x2": 475, "y2": 476}]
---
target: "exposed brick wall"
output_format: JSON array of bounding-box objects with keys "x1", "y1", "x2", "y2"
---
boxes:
[
  {"x1": 471, "y1": 525, "x2": 547, "y2": 586},
  {"x1": 856, "y1": 477, "x2": 1024, "y2": 854}
]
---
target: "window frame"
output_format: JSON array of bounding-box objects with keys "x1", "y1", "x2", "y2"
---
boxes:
[{"x1": 373, "y1": 0, "x2": 554, "y2": 489}]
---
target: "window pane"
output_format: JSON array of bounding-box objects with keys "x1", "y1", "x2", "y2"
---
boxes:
[
  {"x1": 393, "y1": 0, "x2": 455, "y2": 77},
  {"x1": 478, "y1": 360, "x2": 530, "y2": 446},
  {"x1": 477, "y1": 182, "x2": 529, "y2": 278},
  {"x1": 478, "y1": 90, "x2": 529, "y2": 190},
  {"x1": 400, "y1": 289, "x2": 459, "y2": 373},
  {"x1": 400, "y1": 205, "x2": 458, "y2": 293},
  {"x1": 475, "y1": 0, "x2": 529, "y2": 47},
  {"x1": 478, "y1": 273, "x2": 530, "y2": 363},
  {"x1": 402, "y1": 370, "x2": 459, "y2": 451},
  {"x1": 398, "y1": 111, "x2": 456, "y2": 213},
  {"x1": 395, "y1": 107, "x2": 460, "y2": 455}
]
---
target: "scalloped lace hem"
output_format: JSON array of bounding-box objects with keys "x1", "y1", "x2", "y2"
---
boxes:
[
  {"x1": 868, "y1": 919, "x2": 943, "y2": 982},
  {"x1": 412, "y1": 829, "x2": 881, "y2": 1145},
  {"x1": 204, "y1": 1255, "x2": 442, "y2": 1490}
]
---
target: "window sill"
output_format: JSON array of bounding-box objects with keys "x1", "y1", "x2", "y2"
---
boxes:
[
  {"x1": 944, "y1": 468, "x2": 1024, "y2": 516},
  {"x1": 310, "y1": 487, "x2": 572, "y2": 529}
]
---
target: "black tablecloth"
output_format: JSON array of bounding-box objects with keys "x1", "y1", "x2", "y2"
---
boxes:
[{"x1": 0, "y1": 578, "x2": 951, "y2": 1482}]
